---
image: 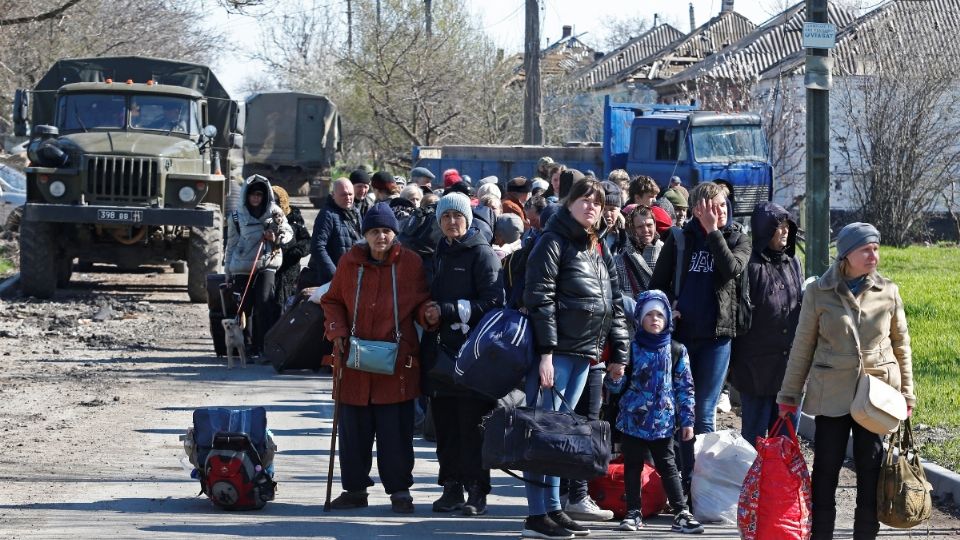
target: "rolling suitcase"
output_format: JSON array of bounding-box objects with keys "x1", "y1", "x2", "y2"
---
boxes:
[
  {"x1": 210, "y1": 310, "x2": 227, "y2": 357},
  {"x1": 206, "y1": 273, "x2": 227, "y2": 313},
  {"x1": 208, "y1": 274, "x2": 238, "y2": 357},
  {"x1": 264, "y1": 298, "x2": 330, "y2": 372}
]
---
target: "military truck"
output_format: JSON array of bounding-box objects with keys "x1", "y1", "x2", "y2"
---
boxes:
[
  {"x1": 242, "y1": 92, "x2": 340, "y2": 208},
  {"x1": 12, "y1": 56, "x2": 245, "y2": 302}
]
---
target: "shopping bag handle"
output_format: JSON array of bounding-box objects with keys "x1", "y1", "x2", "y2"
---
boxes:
[{"x1": 770, "y1": 415, "x2": 799, "y2": 442}]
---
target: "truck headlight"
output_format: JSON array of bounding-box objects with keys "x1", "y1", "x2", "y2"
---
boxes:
[
  {"x1": 178, "y1": 186, "x2": 196, "y2": 202},
  {"x1": 49, "y1": 180, "x2": 66, "y2": 197}
]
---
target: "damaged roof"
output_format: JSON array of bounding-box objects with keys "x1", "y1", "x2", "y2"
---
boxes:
[
  {"x1": 593, "y1": 10, "x2": 757, "y2": 90},
  {"x1": 570, "y1": 24, "x2": 685, "y2": 90},
  {"x1": 512, "y1": 32, "x2": 599, "y2": 83},
  {"x1": 656, "y1": 1, "x2": 857, "y2": 93},
  {"x1": 759, "y1": 0, "x2": 960, "y2": 80}
]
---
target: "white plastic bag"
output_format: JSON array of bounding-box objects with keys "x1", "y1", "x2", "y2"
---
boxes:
[
  {"x1": 691, "y1": 429, "x2": 757, "y2": 524},
  {"x1": 307, "y1": 282, "x2": 331, "y2": 304}
]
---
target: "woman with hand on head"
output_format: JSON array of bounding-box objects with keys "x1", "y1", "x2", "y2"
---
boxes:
[
  {"x1": 320, "y1": 203, "x2": 436, "y2": 514},
  {"x1": 521, "y1": 179, "x2": 630, "y2": 539},
  {"x1": 777, "y1": 222, "x2": 915, "y2": 540}
]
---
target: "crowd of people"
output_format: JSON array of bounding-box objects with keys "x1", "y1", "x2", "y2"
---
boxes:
[{"x1": 222, "y1": 161, "x2": 916, "y2": 540}]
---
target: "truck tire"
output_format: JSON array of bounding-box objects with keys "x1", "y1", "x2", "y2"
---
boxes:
[
  {"x1": 187, "y1": 204, "x2": 223, "y2": 303},
  {"x1": 19, "y1": 219, "x2": 59, "y2": 299}
]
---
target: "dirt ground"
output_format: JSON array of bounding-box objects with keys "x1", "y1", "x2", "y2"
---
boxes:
[{"x1": 0, "y1": 199, "x2": 958, "y2": 539}]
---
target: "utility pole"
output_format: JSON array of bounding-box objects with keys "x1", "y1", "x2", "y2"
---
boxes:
[
  {"x1": 805, "y1": 0, "x2": 831, "y2": 277},
  {"x1": 376, "y1": 0, "x2": 381, "y2": 28},
  {"x1": 346, "y1": 0, "x2": 353, "y2": 53},
  {"x1": 425, "y1": 0, "x2": 432, "y2": 37},
  {"x1": 523, "y1": 0, "x2": 543, "y2": 144}
]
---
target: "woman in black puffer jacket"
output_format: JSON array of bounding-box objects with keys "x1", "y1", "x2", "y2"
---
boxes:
[{"x1": 520, "y1": 178, "x2": 630, "y2": 538}]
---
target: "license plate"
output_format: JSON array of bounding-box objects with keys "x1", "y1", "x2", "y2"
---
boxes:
[{"x1": 97, "y1": 209, "x2": 143, "y2": 223}]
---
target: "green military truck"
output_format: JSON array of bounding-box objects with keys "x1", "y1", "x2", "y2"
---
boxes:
[
  {"x1": 12, "y1": 57, "x2": 245, "y2": 302},
  {"x1": 242, "y1": 92, "x2": 340, "y2": 207}
]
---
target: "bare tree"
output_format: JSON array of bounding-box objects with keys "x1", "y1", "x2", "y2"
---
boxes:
[
  {"x1": 0, "y1": 0, "x2": 83, "y2": 27},
  {"x1": 594, "y1": 14, "x2": 650, "y2": 53}
]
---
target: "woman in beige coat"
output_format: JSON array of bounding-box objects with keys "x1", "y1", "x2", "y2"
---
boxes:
[{"x1": 777, "y1": 222, "x2": 915, "y2": 540}]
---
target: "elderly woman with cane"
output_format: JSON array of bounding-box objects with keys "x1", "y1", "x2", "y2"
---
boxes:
[
  {"x1": 778, "y1": 222, "x2": 916, "y2": 540},
  {"x1": 320, "y1": 203, "x2": 437, "y2": 513}
]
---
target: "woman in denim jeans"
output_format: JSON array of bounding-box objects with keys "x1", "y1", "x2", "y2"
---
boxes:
[{"x1": 522, "y1": 179, "x2": 630, "y2": 539}]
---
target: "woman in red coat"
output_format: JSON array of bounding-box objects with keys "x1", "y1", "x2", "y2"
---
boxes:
[{"x1": 321, "y1": 203, "x2": 437, "y2": 513}]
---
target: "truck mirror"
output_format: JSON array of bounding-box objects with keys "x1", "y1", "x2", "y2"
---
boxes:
[
  {"x1": 231, "y1": 102, "x2": 245, "y2": 135},
  {"x1": 202, "y1": 124, "x2": 218, "y2": 139},
  {"x1": 229, "y1": 133, "x2": 243, "y2": 149},
  {"x1": 13, "y1": 89, "x2": 29, "y2": 137}
]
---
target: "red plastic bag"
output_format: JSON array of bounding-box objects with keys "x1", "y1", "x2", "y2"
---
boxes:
[
  {"x1": 588, "y1": 455, "x2": 667, "y2": 519},
  {"x1": 737, "y1": 417, "x2": 812, "y2": 540}
]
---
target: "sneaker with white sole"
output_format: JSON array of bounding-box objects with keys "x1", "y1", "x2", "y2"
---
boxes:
[
  {"x1": 716, "y1": 389, "x2": 732, "y2": 413},
  {"x1": 617, "y1": 509, "x2": 644, "y2": 531},
  {"x1": 672, "y1": 510, "x2": 704, "y2": 534},
  {"x1": 563, "y1": 496, "x2": 614, "y2": 522}
]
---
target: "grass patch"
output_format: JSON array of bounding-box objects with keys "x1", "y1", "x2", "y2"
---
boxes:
[
  {"x1": 880, "y1": 245, "x2": 960, "y2": 470},
  {"x1": 0, "y1": 245, "x2": 13, "y2": 276}
]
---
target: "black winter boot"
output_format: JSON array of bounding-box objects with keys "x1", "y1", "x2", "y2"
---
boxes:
[
  {"x1": 462, "y1": 484, "x2": 487, "y2": 516},
  {"x1": 432, "y1": 481, "x2": 464, "y2": 512}
]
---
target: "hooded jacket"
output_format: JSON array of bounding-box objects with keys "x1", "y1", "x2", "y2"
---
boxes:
[
  {"x1": 309, "y1": 195, "x2": 362, "y2": 284},
  {"x1": 648, "y1": 217, "x2": 750, "y2": 340},
  {"x1": 729, "y1": 202, "x2": 804, "y2": 396},
  {"x1": 471, "y1": 205, "x2": 496, "y2": 244},
  {"x1": 524, "y1": 205, "x2": 630, "y2": 364},
  {"x1": 777, "y1": 262, "x2": 915, "y2": 416},
  {"x1": 225, "y1": 176, "x2": 293, "y2": 275},
  {"x1": 321, "y1": 242, "x2": 433, "y2": 406}
]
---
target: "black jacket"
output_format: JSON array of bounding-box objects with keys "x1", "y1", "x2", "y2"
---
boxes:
[
  {"x1": 276, "y1": 207, "x2": 311, "y2": 305},
  {"x1": 648, "y1": 218, "x2": 751, "y2": 339},
  {"x1": 309, "y1": 197, "x2": 361, "y2": 284},
  {"x1": 729, "y1": 202, "x2": 803, "y2": 396},
  {"x1": 524, "y1": 206, "x2": 630, "y2": 364}
]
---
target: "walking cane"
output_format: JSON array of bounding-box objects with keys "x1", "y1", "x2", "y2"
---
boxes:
[{"x1": 323, "y1": 345, "x2": 344, "y2": 512}]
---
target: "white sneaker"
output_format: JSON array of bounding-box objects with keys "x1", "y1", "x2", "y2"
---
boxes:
[
  {"x1": 716, "y1": 390, "x2": 732, "y2": 413},
  {"x1": 564, "y1": 496, "x2": 614, "y2": 521}
]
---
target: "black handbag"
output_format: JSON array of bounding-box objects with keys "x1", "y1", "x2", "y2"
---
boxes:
[
  {"x1": 427, "y1": 342, "x2": 458, "y2": 385},
  {"x1": 481, "y1": 387, "x2": 611, "y2": 480}
]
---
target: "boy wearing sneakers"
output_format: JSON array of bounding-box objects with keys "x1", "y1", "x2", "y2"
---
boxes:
[{"x1": 606, "y1": 290, "x2": 704, "y2": 534}]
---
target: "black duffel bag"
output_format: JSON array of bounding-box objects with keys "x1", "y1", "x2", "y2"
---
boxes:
[{"x1": 481, "y1": 387, "x2": 611, "y2": 480}]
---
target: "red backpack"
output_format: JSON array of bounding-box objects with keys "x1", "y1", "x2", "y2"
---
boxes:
[
  {"x1": 588, "y1": 455, "x2": 668, "y2": 519},
  {"x1": 202, "y1": 432, "x2": 276, "y2": 510}
]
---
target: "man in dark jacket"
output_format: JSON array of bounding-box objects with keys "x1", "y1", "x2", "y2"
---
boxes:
[
  {"x1": 350, "y1": 169, "x2": 373, "y2": 218},
  {"x1": 308, "y1": 177, "x2": 361, "y2": 285},
  {"x1": 730, "y1": 202, "x2": 803, "y2": 447},
  {"x1": 422, "y1": 192, "x2": 503, "y2": 518}
]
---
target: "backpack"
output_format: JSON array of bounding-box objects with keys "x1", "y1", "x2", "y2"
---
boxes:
[
  {"x1": 454, "y1": 308, "x2": 534, "y2": 400},
  {"x1": 397, "y1": 204, "x2": 441, "y2": 258},
  {"x1": 184, "y1": 407, "x2": 277, "y2": 510}
]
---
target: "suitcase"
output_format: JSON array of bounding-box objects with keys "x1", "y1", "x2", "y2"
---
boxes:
[
  {"x1": 264, "y1": 298, "x2": 330, "y2": 372},
  {"x1": 210, "y1": 310, "x2": 227, "y2": 357},
  {"x1": 206, "y1": 273, "x2": 227, "y2": 313},
  {"x1": 588, "y1": 455, "x2": 668, "y2": 519}
]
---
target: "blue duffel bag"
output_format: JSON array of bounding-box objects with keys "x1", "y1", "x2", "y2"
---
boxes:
[{"x1": 454, "y1": 308, "x2": 533, "y2": 400}]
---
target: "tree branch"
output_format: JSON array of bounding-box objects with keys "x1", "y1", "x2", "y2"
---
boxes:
[{"x1": 0, "y1": 0, "x2": 83, "y2": 27}]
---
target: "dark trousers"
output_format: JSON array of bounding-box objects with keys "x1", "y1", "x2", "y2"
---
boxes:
[
  {"x1": 337, "y1": 400, "x2": 415, "y2": 495},
  {"x1": 431, "y1": 395, "x2": 494, "y2": 493},
  {"x1": 622, "y1": 433, "x2": 687, "y2": 514},
  {"x1": 568, "y1": 366, "x2": 604, "y2": 503},
  {"x1": 232, "y1": 269, "x2": 277, "y2": 354},
  {"x1": 811, "y1": 414, "x2": 882, "y2": 540}
]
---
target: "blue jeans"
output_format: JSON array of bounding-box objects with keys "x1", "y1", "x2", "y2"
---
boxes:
[
  {"x1": 679, "y1": 337, "x2": 731, "y2": 483},
  {"x1": 523, "y1": 354, "x2": 589, "y2": 515},
  {"x1": 739, "y1": 391, "x2": 799, "y2": 448}
]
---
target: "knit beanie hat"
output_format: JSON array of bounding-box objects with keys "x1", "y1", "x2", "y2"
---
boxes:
[
  {"x1": 476, "y1": 183, "x2": 501, "y2": 200},
  {"x1": 650, "y1": 205, "x2": 673, "y2": 236},
  {"x1": 436, "y1": 192, "x2": 473, "y2": 229},
  {"x1": 663, "y1": 187, "x2": 688, "y2": 209},
  {"x1": 600, "y1": 180, "x2": 621, "y2": 207},
  {"x1": 637, "y1": 298, "x2": 668, "y2": 326},
  {"x1": 371, "y1": 171, "x2": 396, "y2": 191},
  {"x1": 361, "y1": 202, "x2": 400, "y2": 234},
  {"x1": 443, "y1": 169, "x2": 463, "y2": 188},
  {"x1": 836, "y1": 222, "x2": 880, "y2": 261},
  {"x1": 495, "y1": 214, "x2": 524, "y2": 244},
  {"x1": 349, "y1": 169, "x2": 371, "y2": 185}
]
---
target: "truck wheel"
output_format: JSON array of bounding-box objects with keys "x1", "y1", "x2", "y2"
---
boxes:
[
  {"x1": 19, "y1": 219, "x2": 59, "y2": 299},
  {"x1": 187, "y1": 204, "x2": 223, "y2": 303}
]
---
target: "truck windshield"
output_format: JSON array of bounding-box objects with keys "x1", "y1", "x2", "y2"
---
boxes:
[
  {"x1": 691, "y1": 125, "x2": 767, "y2": 163},
  {"x1": 130, "y1": 95, "x2": 195, "y2": 134},
  {"x1": 59, "y1": 94, "x2": 126, "y2": 130}
]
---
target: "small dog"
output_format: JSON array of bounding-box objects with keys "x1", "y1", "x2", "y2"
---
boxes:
[{"x1": 221, "y1": 317, "x2": 247, "y2": 369}]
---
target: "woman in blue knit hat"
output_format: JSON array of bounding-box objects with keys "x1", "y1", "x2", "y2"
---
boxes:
[{"x1": 777, "y1": 222, "x2": 916, "y2": 540}]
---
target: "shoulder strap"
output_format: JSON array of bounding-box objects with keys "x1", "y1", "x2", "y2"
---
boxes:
[
  {"x1": 232, "y1": 211, "x2": 241, "y2": 234},
  {"x1": 350, "y1": 264, "x2": 401, "y2": 343},
  {"x1": 839, "y1": 296, "x2": 864, "y2": 373},
  {"x1": 350, "y1": 266, "x2": 364, "y2": 337},
  {"x1": 671, "y1": 227, "x2": 685, "y2": 299}
]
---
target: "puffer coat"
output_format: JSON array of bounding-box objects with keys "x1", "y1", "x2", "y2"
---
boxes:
[
  {"x1": 524, "y1": 205, "x2": 629, "y2": 364},
  {"x1": 225, "y1": 175, "x2": 293, "y2": 275},
  {"x1": 321, "y1": 242, "x2": 433, "y2": 406},
  {"x1": 309, "y1": 196, "x2": 362, "y2": 284},
  {"x1": 777, "y1": 262, "x2": 916, "y2": 416}
]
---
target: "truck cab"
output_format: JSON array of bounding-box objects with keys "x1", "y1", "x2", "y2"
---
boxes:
[{"x1": 624, "y1": 110, "x2": 772, "y2": 216}]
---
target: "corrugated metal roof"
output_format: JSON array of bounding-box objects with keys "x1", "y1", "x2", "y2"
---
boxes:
[
  {"x1": 657, "y1": 1, "x2": 857, "y2": 92},
  {"x1": 570, "y1": 24, "x2": 685, "y2": 90},
  {"x1": 760, "y1": 0, "x2": 960, "y2": 80},
  {"x1": 593, "y1": 11, "x2": 757, "y2": 89},
  {"x1": 512, "y1": 34, "x2": 599, "y2": 82}
]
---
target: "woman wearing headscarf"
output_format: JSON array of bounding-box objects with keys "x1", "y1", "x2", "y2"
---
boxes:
[{"x1": 778, "y1": 222, "x2": 915, "y2": 540}]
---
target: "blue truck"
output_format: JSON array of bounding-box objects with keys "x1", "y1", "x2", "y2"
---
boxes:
[{"x1": 412, "y1": 96, "x2": 772, "y2": 216}]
